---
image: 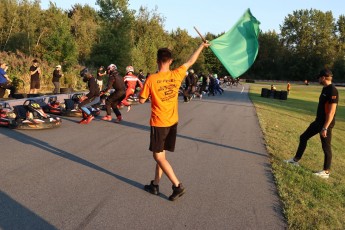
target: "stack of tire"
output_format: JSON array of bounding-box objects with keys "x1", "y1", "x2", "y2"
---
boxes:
[
  {"x1": 60, "y1": 88, "x2": 73, "y2": 94},
  {"x1": 261, "y1": 88, "x2": 287, "y2": 100}
]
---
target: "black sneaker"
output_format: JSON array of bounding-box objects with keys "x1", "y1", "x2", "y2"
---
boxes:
[
  {"x1": 144, "y1": 180, "x2": 159, "y2": 195},
  {"x1": 169, "y1": 183, "x2": 186, "y2": 201}
]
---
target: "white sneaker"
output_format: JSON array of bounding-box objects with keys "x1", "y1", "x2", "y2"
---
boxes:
[
  {"x1": 284, "y1": 158, "x2": 299, "y2": 166},
  {"x1": 199, "y1": 94, "x2": 203, "y2": 100},
  {"x1": 313, "y1": 170, "x2": 330, "y2": 179}
]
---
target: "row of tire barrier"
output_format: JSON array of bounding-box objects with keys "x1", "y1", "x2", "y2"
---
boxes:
[
  {"x1": 261, "y1": 88, "x2": 288, "y2": 100},
  {"x1": 10, "y1": 88, "x2": 73, "y2": 99}
]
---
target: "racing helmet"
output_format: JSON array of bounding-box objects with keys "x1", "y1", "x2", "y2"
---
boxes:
[
  {"x1": 29, "y1": 102, "x2": 41, "y2": 109},
  {"x1": 126, "y1": 65, "x2": 134, "y2": 74},
  {"x1": 107, "y1": 64, "x2": 117, "y2": 73},
  {"x1": 80, "y1": 68, "x2": 90, "y2": 78},
  {"x1": 189, "y1": 69, "x2": 194, "y2": 74}
]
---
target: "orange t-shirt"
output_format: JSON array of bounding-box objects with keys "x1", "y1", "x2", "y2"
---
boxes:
[{"x1": 139, "y1": 65, "x2": 187, "y2": 127}]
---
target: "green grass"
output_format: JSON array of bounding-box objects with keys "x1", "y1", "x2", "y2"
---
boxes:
[{"x1": 249, "y1": 83, "x2": 345, "y2": 230}]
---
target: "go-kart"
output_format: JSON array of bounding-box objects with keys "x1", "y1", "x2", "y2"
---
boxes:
[
  {"x1": 37, "y1": 93, "x2": 101, "y2": 117},
  {"x1": 0, "y1": 102, "x2": 17, "y2": 128},
  {"x1": 0, "y1": 101, "x2": 61, "y2": 130}
]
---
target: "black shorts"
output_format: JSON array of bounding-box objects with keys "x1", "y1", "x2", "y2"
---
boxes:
[
  {"x1": 149, "y1": 123, "x2": 178, "y2": 152},
  {"x1": 30, "y1": 80, "x2": 40, "y2": 89}
]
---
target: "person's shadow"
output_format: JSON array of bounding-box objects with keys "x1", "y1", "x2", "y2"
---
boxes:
[
  {"x1": 2, "y1": 129, "x2": 167, "y2": 200},
  {"x1": 0, "y1": 190, "x2": 58, "y2": 230}
]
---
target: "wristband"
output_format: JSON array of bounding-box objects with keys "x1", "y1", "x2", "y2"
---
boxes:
[{"x1": 322, "y1": 128, "x2": 328, "y2": 131}]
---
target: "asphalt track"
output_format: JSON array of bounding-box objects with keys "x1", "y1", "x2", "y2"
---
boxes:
[{"x1": 0, "y1": 85, "x2": 287, "y2": 229}]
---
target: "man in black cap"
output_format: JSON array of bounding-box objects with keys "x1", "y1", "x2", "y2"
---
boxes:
[{"x1": 285, "y1": 69, "x2": 339, "y2": 179}]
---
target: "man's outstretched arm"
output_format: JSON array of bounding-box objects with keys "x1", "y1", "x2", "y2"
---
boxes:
[{"x1": 183, "y1": 42, "x2": 210, "y2": 70}]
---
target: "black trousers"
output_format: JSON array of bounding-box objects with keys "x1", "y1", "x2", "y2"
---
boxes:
[
  {"x1": 183, "y1": 86, "x2": 191, "y2": 102},
  {"x1": 105, "y1": 91, "x2": 125, "y2": 117},
  {"x1": 294, "y1": 120, "x2": 333, "y2": 170}
]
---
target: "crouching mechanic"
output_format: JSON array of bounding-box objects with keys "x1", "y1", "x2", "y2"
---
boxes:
[
  {"x1": 101, "y1": 64, "x2": 126, "y2": 123},
  {"x1": 78, "y1": 68, "x2": 100, "y2": 124},
  {"x1": 121, "y1": 65, "x2": 143, "y2": 112}
]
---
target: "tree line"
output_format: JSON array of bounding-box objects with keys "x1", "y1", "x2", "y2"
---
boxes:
[{"x1": 0, "y1": 0, "x2": 344, "y2": 93}]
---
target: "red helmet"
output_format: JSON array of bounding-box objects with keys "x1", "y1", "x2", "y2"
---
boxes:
[{"x1": 126, "y1": 65, "x2": 134, "y2": 74}]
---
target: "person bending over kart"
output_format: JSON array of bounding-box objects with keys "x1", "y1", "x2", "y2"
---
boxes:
[
  {"x1": 120, "y1": 66, "x2": 143, "y2": 112},
  {"x1": 101, "y1": 64, "x2": 126, "y2": 123},
  {"x1": 78, "y1": 68, "x2": 100, "y2": 124}
]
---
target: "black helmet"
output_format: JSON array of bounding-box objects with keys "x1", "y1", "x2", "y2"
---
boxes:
[{"x1": 80, "y1": 68, "x2": 90, "y2": 78}]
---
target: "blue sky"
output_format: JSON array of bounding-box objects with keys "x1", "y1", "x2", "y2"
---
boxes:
[{"x1": 41, "y1": 0, "x2": 344, "y2": 37}]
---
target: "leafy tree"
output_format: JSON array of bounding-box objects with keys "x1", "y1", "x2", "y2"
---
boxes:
[
  {"x1": 68, "y1": 4, "x2": 101, "y2": 64},
  {"x1": 280, "y1": 9, "x2": 338, "y2": 79},
  {"x1": 170, "y1": 28, "x2": 198, "y2": 69},
  {"x1": 36, "y1": 4, "x2": 78, "y2": 67},
  {"x1": 249, "y1": 30, "x2": 287, "y2": 80},
  {"x1": 92, "y1": 0, "x2": 135, "y2": 73},
  {"x1": 131, "y1": 6, "x2": 171, "y2": 74},
  {"x1": 0, "y1": 0, "x2": 42, "y2": 54},
  {"x1": 203, "y1": 32, "x2": 224, "y2": 75}
]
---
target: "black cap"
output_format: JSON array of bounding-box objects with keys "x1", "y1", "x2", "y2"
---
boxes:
[{"x1": 317, "y1": 69, "x2": 333, "y2": 78}]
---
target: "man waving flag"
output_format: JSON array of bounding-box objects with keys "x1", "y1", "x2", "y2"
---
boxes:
[{"x1": 209, "y1": 9, "x2": 260, "y2": 78}]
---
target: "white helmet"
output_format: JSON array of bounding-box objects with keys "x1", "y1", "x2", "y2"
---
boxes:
[
  {"x1": 126, "y1": 65, "x2": 134, "y2": 73},
  {"x1": 189, "y1": 69, "x2": 194, "y2": 74},
  {"x1": 107, "y1": 64, "x2": 117, "y2": 72}
]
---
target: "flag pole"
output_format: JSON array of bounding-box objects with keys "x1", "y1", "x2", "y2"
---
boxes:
[{"x1": 193, "y1": 26, "x2": 206, "y2": 43}]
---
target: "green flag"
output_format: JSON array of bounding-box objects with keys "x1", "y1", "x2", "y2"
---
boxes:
[{"x1": 210, "y1": 9, "x2": 260, "y2": 78}]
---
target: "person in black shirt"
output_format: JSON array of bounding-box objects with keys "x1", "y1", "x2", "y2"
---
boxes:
[
  {"x1": 52, "y1": 65, "x2": 64, "y2": 94},
  {"x1": 138, "y1": 69, "x2": 146, "y2": 82},
  {"x1": 183, "y1": 70, "x2": 193, "y2": 102},
  {"x1": 29, "y1": 59, "x2": 42, "y2": 94},
  {"x1": 78, "y1": 68, "x2": 100, "y2": 124},
  {"x1": 285, "y1": 69, "x2": 339, "y2": 179},
  {"x1": 96, "y1": 66, "x2": 106, "y2": 90},
  {"x1": 101, "y1": 64, "x2": 126, "y2": 123}
]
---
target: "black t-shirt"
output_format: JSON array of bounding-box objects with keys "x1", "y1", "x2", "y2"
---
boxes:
[
  {"x1": 30, "y1": 65, "x2": 40, "y2": 81},
  {"x1": 316, "y1": 84, "x2": 338, "y2": 126},
  {"x1": 185, "y1": 74, "x2": 193, "y2": 89},
  {"x1": 138, "y1": 73, "x2": 145, "y2": 82},
  {"x1": 192, "y1": 74, "x2": 199, "y2": 86},
  {"x1": 97, "y1": 69, "x2": 106, "y2": 81},
  {"x1": 52, "y1": 69, "x2": 63, "y2": 82},
  {"x1": 86, "y1": 76, "x2": 100, "y2": 99},
  {"x1": 105, "y1": 70, "x2": 125, "y2": 93}
]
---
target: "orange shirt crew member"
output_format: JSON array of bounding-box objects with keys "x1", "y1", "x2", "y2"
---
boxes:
[{"x1": 139, "y1": 42, "x2": 210, "y2": 201}]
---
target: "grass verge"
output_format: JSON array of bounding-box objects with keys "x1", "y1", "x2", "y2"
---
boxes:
[{"x1": 249, "y1": 83, "x2": 345, "y2": 230}]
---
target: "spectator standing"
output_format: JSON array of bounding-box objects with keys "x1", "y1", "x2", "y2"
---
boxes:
[
  {"x1": 287, "y1": 82, "x2": 291, "y2": 95},
  {"x1": 97, "y1": 66, "x2": 107, "y2": 90},
  {"x1": 52, "y1": 65, "x2": 64, "y2": 94},
  {"x1": 285, "y1": 69, "x2": 338, "y2": 179},
  {"x1": 29, "y1": 59, "x2": 42, "y2": 94}
]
